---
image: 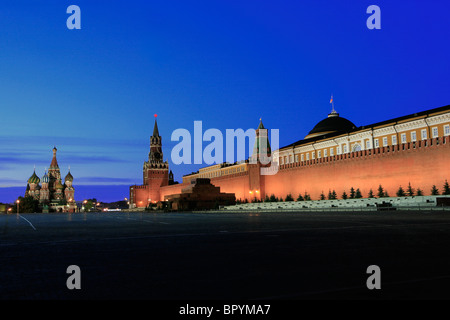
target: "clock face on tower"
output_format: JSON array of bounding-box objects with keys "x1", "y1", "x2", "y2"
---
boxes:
[{"x1": 154, "y1": 152, "x2": 161, "y2": 160}]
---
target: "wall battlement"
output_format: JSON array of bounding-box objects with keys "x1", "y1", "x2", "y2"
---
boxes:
[{"x1": 279, "y1": 136, "x2": 450, "y2": 171}]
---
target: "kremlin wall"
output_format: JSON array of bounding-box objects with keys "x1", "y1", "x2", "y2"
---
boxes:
[{"x1": 129, "y1": 104, "x2": 450, "y2": 208}]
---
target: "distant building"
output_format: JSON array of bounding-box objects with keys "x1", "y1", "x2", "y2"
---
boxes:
[{"x1": 25, "y1": 147, "x2": 76, "y2": 212}]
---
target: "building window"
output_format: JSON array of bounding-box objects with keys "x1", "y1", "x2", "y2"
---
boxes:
[
  {"x1": 284, "y1": 156, "x2": 287, "y2": 164},
  {"x1": 318, "y1": 150, "x2": 321, "y2": 158},
  {"x1": 336, "y1": 146, "x2": 341, "y2": 154},
  {"x1": 366, "y1": 140, "x2": 371, "y2": 149},
  {"x1": 324, "y1": 149, "x2": 328, "y2": 157},
  {"x1": 312, "y1": 152, "x2": 315, "y2": 160},
  {"x1": 382, "y1": 137, "x2": 388, "y2": 147},
  {"x1": 306, "y1": 153, "x2": 310, "y2": 161},
  {"x1": 432, "y1": 127, "x2": 438, "y2": 138},
  {"x1": 392, "y1": 135, "x2": 397, "y2": 145},
  {"x1": 401, "y1": 133, "x2": 407, "y2": 144},
  {"x1": 445, "y1": 125, "x2": 450, "y2": 136},
  {"x1": 295, "y1": 154, "x2": 299, "y2": 162},
  {"x1": 411, "y1": 131, "x2": 417, "y2": 142},
  {"x1": 421, "y1": 129, "x2": 427, "y2": 140},
  {"x1": 280, "y1": 157, "x2": 284, "y2": 165},
  {"x1": 301, "y1": 154, "x2": 304, "y2": 161},
  {"x1": 352, "y1": 144, "x2": 361, "y2": 152},
  {"x1": 330, "y1": 148, "x2": 334, "y2": 156},
  {"x1": 343, "y1": 144, "x2": 348, "y2": 153},
  {"x1": 289, "y1": 155, "x2": 293, "y2": 163},
  {"x1": 374, "y1": 139, "x2": 379, "y2": 148}
]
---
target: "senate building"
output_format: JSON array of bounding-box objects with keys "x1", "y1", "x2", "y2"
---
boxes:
[{"x1": 129, "y1": 103, "x2": 450, "y2": 208}]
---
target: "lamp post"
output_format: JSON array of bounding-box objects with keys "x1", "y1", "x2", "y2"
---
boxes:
[{"x1": 16, "y1": 199, "x2": 20, "y2": 214}]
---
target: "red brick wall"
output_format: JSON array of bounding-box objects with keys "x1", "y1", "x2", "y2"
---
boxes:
[
  {"x1": 160, "y1": 183, "x2": 187, "y2": 201},
  {"x1": 264, "y1": 137, "x2": 450, "y2": 200},
  {"x1": 209, "y1": 173, "x2": 251, "y2": 202}
]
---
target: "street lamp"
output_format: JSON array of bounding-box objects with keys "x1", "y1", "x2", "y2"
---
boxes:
[{"x1": 16, "y1": 199, "x2": 20, "y2": 214}]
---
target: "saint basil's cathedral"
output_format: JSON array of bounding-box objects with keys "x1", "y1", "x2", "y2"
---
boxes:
[{"x1": 25, "y1": 147, "x2": 76, "y2": 213}]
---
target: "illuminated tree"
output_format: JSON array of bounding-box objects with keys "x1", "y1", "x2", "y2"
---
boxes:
[{"x1": 11, "y1": 196, "x2": 40, "y2": 213}]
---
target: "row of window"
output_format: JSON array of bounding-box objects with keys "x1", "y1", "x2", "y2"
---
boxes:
[
  {"x1": 187, "y1": 166, "x2": 247, "y2": 180},
  {"x1": 279, "y1": 125, "x2": 450, "y2": 165}
]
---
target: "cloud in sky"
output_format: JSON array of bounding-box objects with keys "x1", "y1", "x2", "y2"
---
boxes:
[{"x1": 76, "y1": 177, "x2": 136, "y2": 184}]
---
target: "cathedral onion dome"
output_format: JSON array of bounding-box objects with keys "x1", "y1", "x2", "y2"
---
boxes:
[
  {"x1": 28, "y1": 171, "x2": 40, "y2": 184},
  {"x1": 65, "y1": 171, "x2": 73, "y2": 182},
  {"x1": 305, "y1": 110, "x2": 356, "y2": 139},
  {"x1": 42, "y1": 170, "x2": 49, "y2": 184}
]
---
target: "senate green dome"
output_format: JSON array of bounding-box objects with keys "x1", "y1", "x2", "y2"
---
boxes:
[{"x1": 28, "y1": 171, "x2": 40, "y2": 184}]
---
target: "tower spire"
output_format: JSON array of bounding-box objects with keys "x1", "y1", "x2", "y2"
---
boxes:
[{"x1": 153, "y1": 114, "x2": 159, "y2": 137}]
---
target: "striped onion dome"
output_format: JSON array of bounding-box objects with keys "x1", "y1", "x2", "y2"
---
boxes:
[
  {"x1": 42, "y1": 170, "x2": 49, "y2": 184},
  {"x1": 28, "y1": 171, "x2": 40, "y2": 184},
  {"x1": 65, "y1": 171, "x2": 73, "y2": 182}
]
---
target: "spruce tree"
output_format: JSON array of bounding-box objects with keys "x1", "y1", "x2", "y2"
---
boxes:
[
  {"x1": 320, "y1": 192, "x2": 326, "y2": 200},
  {"x1": 416, "y1": 188, "x2": 423, "y2": 196},
  {"x1": 342, "y1": 191, "x2": 348, "y2": 200},
  {"x1": 327, "y1": 190, "x2": 333, "y2": 200},
  {"x1": 350, "y1": 187, "x2": 355, "y2": 199},
  {"x1": 396, "y1": 186, "x2": 405, "y2": 197},
  {"x1": 285, "y1": 194, "x2": 294, "y2": 201},
  {"x1": 368, "y1": 189, "x2": 375, "y2": 198},
  {"x1": 443, "y1": 180, "x2": 450, "y2": 195},
  {"x1": 296, "y1": 194, "x2": 304, "y2": 201},
  {"x1": 431, "y1": 185, "x2": 439, "y2": 195},
  {"x1": 332, "y1": 190, "x2": 337, "y2": 200},
  {"x1": 377, "y1": 185, "x2": 385, "y2": 198},
  {"x1": 269, "y1": 194, "x2": 277, "y2": 202},
  {"x1": 406, "y1": 182, "x2": 415, "y2": 196},
  {"x1": 355, "y1": 188, "x2": 362, "y2": 199},
  {"x1": 304, "y1": 192, "x2": 311, "y2": 201}
]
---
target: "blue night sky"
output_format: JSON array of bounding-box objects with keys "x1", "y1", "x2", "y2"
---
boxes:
[{"x1": 1, "y1": 0, "x2": 449, "y2": 203}]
